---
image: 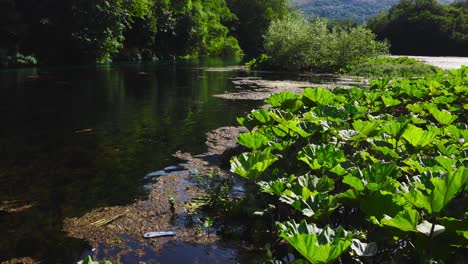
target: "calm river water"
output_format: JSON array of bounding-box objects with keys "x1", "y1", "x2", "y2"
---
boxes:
[{"x1": 0, "y1": 59, "x2": 261, "y2": 263}]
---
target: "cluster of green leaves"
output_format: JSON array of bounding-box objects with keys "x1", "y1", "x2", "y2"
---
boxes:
[
  {"x1": 231, "y1": 67, "x2": 468, "y2": 263},
  {"x1": 77, "y1": 256, "x2": 111, "y2": 264},
  {"x1": 368, "y1": 0, "x2": 468, "y2": 56},
  {"x1": 346, "y1": 56, "x2": 440, "y2": 78},
  {"x1": 258, "y1": 14, "x2": 388, "y2": 72},
  {"x1": 1, "y1": 0, "x2": 293, "y2": 66}
]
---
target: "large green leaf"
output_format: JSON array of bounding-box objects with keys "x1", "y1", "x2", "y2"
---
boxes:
[
  {"x1": 279, "y1": 220, "x2": 352, "y2": 264},
  {"x1": 428, "y1": 106, "x2": 458, "y2": 125},
  {"x1": 298, "y1": 144, "x2": 346, "y2": 171},
  {"x1": 381, "y1": 208, "x2": 420, "y2": 232},
  {"x1": 302, "y1": 87, "x2": 336, "y2": 106},
  {"x1": 430, "y1": 167, "x2": 468, "y2": 213},
  {"x1": 381, "y1": 95, "x2": 401, "y2": 107},
  {"x1": 402, "y1": 124, "x2": 437, "y2": 148},
  {"x1": 266, "y1": 91, "x2": 303, "y2": 112},
  {"x1": 230, "y1": 149, "x2": 278, "y2": 180},
  {"x1": 237, "y1": 133, "x2": 269, "y2": 150},
  {"x1": 401, "y1": 167, "x2": 467, "y2": 214},
  {"x1": 352, "y1": 119, "x2": 383, "y2": 139}
]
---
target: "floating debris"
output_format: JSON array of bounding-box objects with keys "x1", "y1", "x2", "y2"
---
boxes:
[
  {"x1": 91, "y1": 214, "x2": 125, "y2": 227},
  {"x1": 143, "y1": 231, "x2": 177, "y2": 238},
  {"x1": 75, "y1": 128, "x2": 93, "y2": 134},
  {"x1": 145, "y1": 170, "x2": 166, "y2": 179},
  {"x1": 164, "y1": 165, "x2": 179, "y2": 172}
]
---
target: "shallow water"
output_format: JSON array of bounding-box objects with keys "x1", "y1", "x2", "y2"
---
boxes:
[{"x1": 0, "y1": 59, "x2": 261, "y2": 263}]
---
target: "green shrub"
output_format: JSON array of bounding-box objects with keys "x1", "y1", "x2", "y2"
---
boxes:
[{"x1": 262, "y1": 15, "x2": 388, "y2": 72}]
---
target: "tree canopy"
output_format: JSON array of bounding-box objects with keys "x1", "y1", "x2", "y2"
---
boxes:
[
  {"x1": 0, "y1": 0, "x2": 292, "y2": 66},
  {"x1": 368, "y1": 0, "x2": 468, "y2": 56}
]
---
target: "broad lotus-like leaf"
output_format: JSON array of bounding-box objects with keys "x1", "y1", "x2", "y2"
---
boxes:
[
  {"x1": 266, "y1": 91, "x2": 303, "y2": 112},
  {"x1": 250, "y1": 109, "x2": 272, "y2": 123},
  {"x1": 434, "y1": 156, "x2": 456, "y2": 172},
  {"x1": 360, "y1": 191, "x2": 405, "y2": 219},
  {"x1": 383, "y1": 119, "x2": 410, "y2": 139},
  {"x1": 429, "y1": 167, "x2": 467, "y2": 213},
  {"x1": 279, "y1": 220, "x2": 353, "y2": 264},
  {"x1": 356, "y1": 162, "x2": 400, "y2": 191},
  {"x1": 381, "y1": 208, "x2": 420, "y2": 232},
  {"x1": 237, "y1": 133, "x2": 269, "y2": 150},
  {"x1": 298, "y1": 144, "x2": 346, "y2": 171},
  {"x1": 352, "y1": 120, "x2": 383, "y2": 139},
  {"x1": 372, "y1": 145, "x2": 400, "y2": 159},
  {"x1": 302, "y1": 87, "x2": 336, "y2": 106},
  {"x1": 401, "y1": 167, "x2": 467, "y2": 214},
  {"x1": 258, "y1": 175, "x2": 295, "y2": 196},
  {"x1": 312, "y1": 105, "x2": 349, "y2": 120},
  {"x1": 281, "y1": 192, "x2": 337, "y2": 218},
  {"x1": 428, "y1": 106, "x2": 458, "y2": 125},
  {"x1": 342, "y1": 175, "x2": 365, "y2": 192},
  {"x1": 230, "y1": 149, "x2": 278, "y2": 181},
  {"x1": 381, "y1": 95, "x2": 401, "y2": 107},
  {"x1": 297, "y1": 174, "x2": 335, "y2": 194},
  {"x1": 402, "y1": 124, "x2": 437, "y2": 148}
]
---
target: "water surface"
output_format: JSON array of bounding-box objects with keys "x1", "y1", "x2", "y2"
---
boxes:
[{"x1": 0, "y1": 59, "x2": 259, "y2": 263}]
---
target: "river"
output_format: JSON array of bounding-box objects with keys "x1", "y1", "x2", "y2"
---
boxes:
[{"x1": 0, "y1": 59, "x2": 261, "y2": 263}]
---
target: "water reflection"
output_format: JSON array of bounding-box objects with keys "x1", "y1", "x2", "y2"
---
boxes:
[{"x1": 0, "y1": 59, "x2": 258, "y2": 263}]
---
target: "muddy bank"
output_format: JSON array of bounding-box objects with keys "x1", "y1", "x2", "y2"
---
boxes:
[
  {"x1": 214, "y1": 76, "x2": 366, "y2": 100},
  {"x1": 63, "y1": 127, "x2": 249, "y2": 263}
]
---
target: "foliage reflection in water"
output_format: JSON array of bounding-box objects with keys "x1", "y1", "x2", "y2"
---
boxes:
[{"x1": 0, "y1": 58, "x2": 259, "y2": 263}]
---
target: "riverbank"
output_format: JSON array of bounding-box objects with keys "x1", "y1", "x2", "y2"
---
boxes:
[{"x1": 63, "y1": 127, "x2": 251, "y2": 263}]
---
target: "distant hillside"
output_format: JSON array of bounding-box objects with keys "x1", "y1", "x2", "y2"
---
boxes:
[{"x1": 291, "y1": 0, "x2": 459, "y2": 23}]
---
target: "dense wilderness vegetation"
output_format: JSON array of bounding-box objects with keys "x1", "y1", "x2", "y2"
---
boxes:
[
  {"x1": 368, "y1": 0, "x2": 468, "y2": 56},
  {"x1": 231, "y1": 67, "x2": 468, "y2": 263},
  {"x1": 247, "y1": 15, "x2": 390, "y2": 73},
  {"x1": 0, "y1": 0, "x2": 290, "y2": 66},
  {"x1": 291, "y1": 0, "x2": 458, "y2": 24}
]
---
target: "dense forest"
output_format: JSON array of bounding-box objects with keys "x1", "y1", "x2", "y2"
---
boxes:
[
  {"x1": 368, "y1": 0, "x2": 468, "y2": 56},
  {"x1": 0, "y1": 0, "x2": 290, "y2": 66},
  {"x1": 1, "y1": 0, "x2": 467, "y2": 67},
  {"x1": 292, "y1": 0, "x2": 459, "y2": 23}
]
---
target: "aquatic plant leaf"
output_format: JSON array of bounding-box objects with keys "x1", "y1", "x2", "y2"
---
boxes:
[
  {"x1": 372, "y1": 145, "x2": 400, "y2": 159},
  {"x1": 237, "y1": 133, "x2": 269, "y2": 150},
  {"x1": 298, "y1": 144, "x2": 346, "y2": 170},
  {"x1": 434, "y1": 156, "x2": 456, "y2": 172},
  {"x1": 381, "y1": 209, "x2": 420, "y2": 232},
  {"x1": 402, "y1": 167, "x2": 467, "y2": 214},
  {"x1": 302, "y1": 87, "x2": 336, "y2": 106},
  {"x1": 381, "y1": 95, "x2": 401, "y2": 107},
  {"x1": 383, "y1": 119, "x2": 410, "y2": 138},
  {"x1": 360, "y1": 191, "x2": 404, "y2": 219},
  {"x1": 428, "y1": 106, "x2": 458, "y2": 125},
  {"x1": 402, "y1": 124, "x2": 437, "y2": 147},
  {"x1": 343, "y1": 175, "x2": 365, "y2": 191},
  {"x1": 279, "y1": 220, "x2": 352, "y2": 264},
  {"x1": 267, "y1": 91, "x2": 303, "y2": 112},
  {"x1": 258, "y1": 176, "x2": 295, "y2": 196},
  {"x1": 251, "y1": 109, "x2": 272, "y2": 123},
  {"x1": 230, "y1": 149, "x2": 278, "y2": 180},
  {"x1": 430, "y1": 167, "x2": 467, "y2": 213},
  {"x1": 352, "y1": 120, "x2": 383, "y2": 138}
]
